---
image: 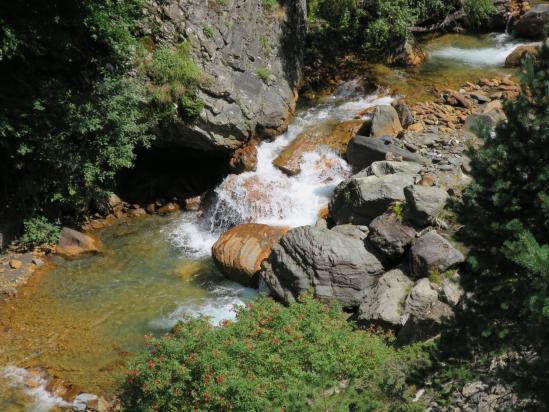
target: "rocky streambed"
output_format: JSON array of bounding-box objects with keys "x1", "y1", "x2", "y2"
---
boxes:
[{"x1": 0, "y1": 28, "x2": 532, "y2": 411}]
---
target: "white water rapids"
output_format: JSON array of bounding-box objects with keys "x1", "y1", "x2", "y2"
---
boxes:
[{"x1": 171, "y1": 91, "x2": 394, "y2": 258}]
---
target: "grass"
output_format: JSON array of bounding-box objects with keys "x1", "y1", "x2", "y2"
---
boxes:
[{"x1": 256, "y1": 67, "x2": 273, "y2": 84}]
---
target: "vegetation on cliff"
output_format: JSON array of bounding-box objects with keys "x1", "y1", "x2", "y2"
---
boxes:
[{"x1": 122, "y1": 294, "x2": 429, "y2": 411}]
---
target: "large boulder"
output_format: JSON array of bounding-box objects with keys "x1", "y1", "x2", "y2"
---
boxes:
[
  {"x1": 364, "y1": 161, "x2": 422, "y2": 178},
  {"x1": 228, "y1": 143, "x2": 258, "y2": 173},
  {"x1": 369, "y1": 105, "x2": 403, "y2": 137},
  {"x1": 505, "y1": 43, "x2": 540, "y2": 67},
  {"x1": 261, "y1": 226, "x2": 384, "y2": 308},
  {"x1": 368, "y1": 213, "x2": 416, "y2": 260},
  {"x1": 212, "y1": 223, "x2": 288, "y2": 287},
  {"x1": 357, "y1": 269, "x2": 413, "y2": 327},
  {"x1": 273, "y1": 120, "x2": 362, "y2": 176},
  {"x1": 145, "y1": 0, "x2": 307, "y2": 151},
  {"x1": 346, "y1": 135, "x2": 426, "y2": 172},
  {"x1": 404, "y1": 185, "x2": 449, "y2": 226},
  {"x1": 464, "y1": 100, "x2": 506, "y2": 135},
  {"x1": 56, "y1": 228, "x2": 100, "y2": 259},
  {"x1": 393, "y1": 101, "x2": 416, "y2": 128},
  {"x1": 410, "y1": 231, "x2": 465, "y2": 278},
  {"x1": 330, "y1": 173, "x2": 416, "y2": 225},
  {"x1": 514, "y1": 4, "x2": 549, "y2": 38}
]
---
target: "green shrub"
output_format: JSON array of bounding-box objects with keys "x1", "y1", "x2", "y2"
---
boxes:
[
  {"x1": 256, "y1": 67, "x2": 273, "y2": 84},
  {"x1": 262, "y1": 0, "x2": 278, "y2": 9},
  {"x1": 178, "y1": 95, "x2": 204, "y2": 121},
  {"x1": 150, "y1": 43, "x2": 200, "y2": 86},
  {"x1": 19, "y1": 216, "x2": 60, "y2": 247},
  {"x1": 122, "y1": 294, "x2": 429, "y2": 411}
]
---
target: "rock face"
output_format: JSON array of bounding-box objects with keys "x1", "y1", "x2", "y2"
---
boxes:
[
  {"x1": 514, "y1": 4, "x2": 549, "y2": 38},
  {"x1": 346, "y1": 135, "x2": 426, "y2": 172},
  {"x1": 56, "y1": 228, "x2": 100, "y2": 259},
  {"x1": 145, "y1": 0, "x2": 307, "y2": 151},
  {"x1": 273, "y1": 120, "x2": 362, "y2": 175},
  {"x1": 368, "y1": 214, "x2": 416, "y2": 259},
  {"x1": 330, "y1": 173, "x2": 416, "y2": 225},
  {"x1": 364, "y1": 161, "x2": 422, "y2": 178},
  {"x1": 212, "y1": 223, "x2": 288, "y2": 287},
  {"x1": 404, "y1": 185, "x2": 448, "y2": 226},
  {"x1": 369, "y1": 105, "x2": 403, "y2": 137},
  {"x1": 410, "y1": 231, "x2": 465, "y2": 278},
  {"x1": 505, "y1": 43, "x2": 540, "y2": 67},
  {"x1": 261, "y1": 226, "x2": 384, "y2": 308},
  {"x1": 357, "y1": 269, "x2": 413, "y2": 327}
]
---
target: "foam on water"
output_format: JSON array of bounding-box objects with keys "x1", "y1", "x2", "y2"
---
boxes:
[
  {"x1": 429, "y1": 33, "x2": 526, "y2": 67},
  {"x1": 1, "y1": 367, "x2": 70, "y2": 412},
  {"x1": 170, "y1": 92, "x2": 393, "y2": 257}
]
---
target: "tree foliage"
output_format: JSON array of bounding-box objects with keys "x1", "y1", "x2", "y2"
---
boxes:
[
  {"x1": 438, "y1": 45, "x2": 549, "y2": 409},
  {"x1": 0, "y1": 1, "x2": 152, "y2": 221},
  {"x1": 122, "y1": 295, "x2": 430, "y2": 412}
]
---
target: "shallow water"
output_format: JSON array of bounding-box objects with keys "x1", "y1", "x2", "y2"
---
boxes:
[
  {"x1": 0, "y1": 214, "x2": 257, "y2": 408},
  {"x1": 369, "y1": 33, "x2": 523, "y2": 102}
]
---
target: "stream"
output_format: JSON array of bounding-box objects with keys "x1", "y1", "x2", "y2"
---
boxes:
[{"x1": 0, "y1": 32, "x2": 526, "y2": 411}]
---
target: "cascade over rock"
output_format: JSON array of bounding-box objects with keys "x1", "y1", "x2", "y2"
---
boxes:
[{"x1": 145, "y1": 0, "x2": 307, "y2": 152}]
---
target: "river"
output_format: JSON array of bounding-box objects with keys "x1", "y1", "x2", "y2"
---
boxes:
[{"x1": 0, "y1": 32, "x2": 526, "y2": 411}]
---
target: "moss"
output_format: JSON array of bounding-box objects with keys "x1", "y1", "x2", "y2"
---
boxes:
[{"x1": 256, "y1": 67, "x2": 273, "y2": 84}]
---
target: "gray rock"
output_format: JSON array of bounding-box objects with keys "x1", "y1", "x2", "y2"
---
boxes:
[
  {"x1": 357, "y1": 269, "x2": 413, "y2": 327},
  {"x1": 331, "y1": 224, "x2": 369, "y2": 241},
  {"x1": 347, "y1": 135, "x2": 427, "y2": 172},
  {"x1": 369, "y1": 105, "x2": 403, "y2": 137},
  {"x1": 145, "y1": 0, "x2": 307, "y2": 151},
  {"x1": 368, "y1": 213, "x2": 416, "y2": 259},
  {"x1": 363, "y1": 161, "x2": 422, "y2": 178},
  {"x1": 261, "y1": 226, "x2": 384, "y2": 308},
  {"x1": 440, "y1": 278, "x2": 464, "y2": 306},
  {"x1": 514, "y1": 4, "x2": 549, "y2": 38},
  {"x1": 404, "y1": 185, "x2": 448, "y2": 226},
  {"x1": 404, "y1": 278, "x2": 439, "y2": 317},
  {"x1": 73, "y1": 393, "x2": 99, "y2": 411},
  {"x1": 410, "y1": 231, "x2": 465, "y2": 278},
  {"x1": 393, "y1": 102, "x2": 416, "y2": 128},
  {"x1": 397, "y1": 300, "x2": 453, "y2": 345},
  {"x1": 465, "y1": 110, "x2": 506, "y2": 135},
  {"x1": 330, "y1": 173, "x2": 416, "y2": 225}
]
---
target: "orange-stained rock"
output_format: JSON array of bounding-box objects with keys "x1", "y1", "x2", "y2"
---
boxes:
[
  {"x1": 229, "y1": 142, "x2": 258, "y2": 173},
  {"x1": 9, "y1": 259, "x2": 22, "y2": 270},
  {"x1": 407, "y1": 122, "x2": 424, "y2": 132},
  {"x1": 57, "y1": 228, "x2": 100, "y2": 259},
  {"x1": 505, "y1": 43, "x2": 540, "y2": 67},
  {"x1": 157, "y1": 202, "x2": 181, "y2": 214},
  {"x1": 212, "y1": 223, "x2": 288, "y2": 287},
  {"x1": 273, "y1": 120, "x2": 362, "y2": 176}
]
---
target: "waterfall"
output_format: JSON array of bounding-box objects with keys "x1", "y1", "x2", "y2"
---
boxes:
[{"x1": 170, "y1": 90, "x2": 394, "y2": 258}]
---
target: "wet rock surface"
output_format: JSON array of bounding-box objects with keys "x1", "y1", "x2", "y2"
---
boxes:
[{"x1": 56, "y1": 228, "x2": 101, "y2": 259}]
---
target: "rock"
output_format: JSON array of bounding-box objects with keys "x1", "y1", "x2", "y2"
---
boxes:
[
  {"x1": 229, "y1": 143, "x2": 258, "y2": 173},
  {"x1": 440, "y1": 278, "x2": 464, "y2": 306},
  {"x1": 9, "y1": 259, "x2": 22, "y2": 270},
  {"x1": 369, "y1": 105, "x2": 403, "y2": 137},
  {"x1": 357, "y1": 269, "x2": 413, "y2": 327},
  {"x1": 73, "y1": 393, "x2": 99, "y2": 412},
  {"x1": 407, "y1": 123, "x2": 424, "y2": 132},
  {"x1": 505, "y1": 43, "x2": 540, "y2": 67},
  {"x1": 127, "y1": 207, "x2": 147, "y2": 217},
  {"x1": 92, "y1": 192, "x2": 123, "y2": 216},
  {"x1": 185, "y1": 196, "x2": 202, "y2": 211},
  {"x1": 404, "y1": 278, "x2": 439, "y2": 317},
  {"x1": 393, "y1": 102, "x2": 416, "y2": 128},
  {"x1": 368, "y1": 213, "x2": 416, "y2": 259},
  {"x1": 404, "y1": 185, "x2": 448, "y2": 226},
  {"x1": 261, "y1": 226, "x2": 384, "y2": 308},
  {"x1": 157, "y1": 202, "x2": 180, "y2": 214},
  {"x1": 365, "y1": 161, "x2": 422, "y2": 178},
  {"x1": 465, "y1": 107, "x2": 506, "y2": 135},
  {"x1": 212, "y1": 223, "x2": 288, "y2": 287},
  {"x1": 514, "y1": 4, "x2": 549, "y2": 38},
  {"x1": 331, "y1": 224, "x2": 369, "y2": 241},
  {"x1": 386, "y1": 38, "x2": 426, "y2": 66},
  {"x1": 147, "y1": 0, "x2": 307, "y2": 151},
  {"x1": 410, "y1": 231, "x2": 465, "y2": 278},
  {"x1": 273, "y1": 120, "x2": 362, "y2": 176},
  {"x1": 0, "y1": 231, "x2": 4, "y2": 251},
  {"x1": 346, "y1": 135, "x2": 427, "y2": 172},
  {"x1": 418, "y1": 174, "x2": 436, "y2": 187},
  {"x1": 57, "y1": 228, "x2": 100, "y2": 259},
  {"x1": 446, "y1": 90, "x2": 472, "y2": 109},
  {"x1": 145, "y1": 203, "x2": 156, "y2": 214},
  {"x1": 398, "y1": 300, "x2": 453, "y2": 345},
  {"x1": 330, "y1": 173, "x2": 416, "y2": 225}
]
